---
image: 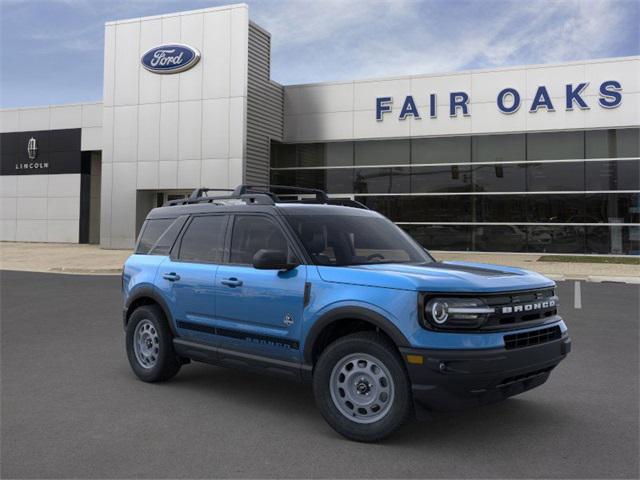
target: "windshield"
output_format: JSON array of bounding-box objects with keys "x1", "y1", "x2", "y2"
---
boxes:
[{"x1": 285, "y1": 213, "x2": 433, "y2": 266}]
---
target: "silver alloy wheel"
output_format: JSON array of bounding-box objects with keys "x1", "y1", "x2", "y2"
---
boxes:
[
  {"x1": 133, "y1": 319, "x2": 159, "y2": 369},
  {"x1": 329, "y1": 352, "x2": 395, "y2": 424}
]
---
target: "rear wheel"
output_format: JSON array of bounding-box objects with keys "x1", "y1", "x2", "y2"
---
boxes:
[
  {"x1": 126, "y1": 305, "x2": 181, "y2": 382},
  {"x1": 313, "y1": 331, "x2": 412, "y2": 442}
]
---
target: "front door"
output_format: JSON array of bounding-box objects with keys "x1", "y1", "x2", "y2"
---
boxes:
[
  {"x1": 215, "y1": 214, "x2": 307, "y2": 362},
  {"x1": 156, "y1": 214, "x2": 228, "y2": 345}
]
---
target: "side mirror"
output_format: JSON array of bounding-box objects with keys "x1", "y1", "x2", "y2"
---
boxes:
[{"x1": 252, "y1": 249, "x2": 299, "y2": 271}]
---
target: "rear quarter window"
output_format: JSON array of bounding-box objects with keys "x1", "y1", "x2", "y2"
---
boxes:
[{"x1": 135, "y1": 217, "x2": 186, "y2": 255}]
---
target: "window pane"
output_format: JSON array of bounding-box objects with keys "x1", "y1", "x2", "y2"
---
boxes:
[
  {"x1": 585, "y1": 160, "x2": 640, "y2": 191},
  {"x1": 326, "y1": 142, "x2": 354, "y2": 166},
  {"x1": 358, "y1": 195, "x2": 474, "y2": 223},
  {"x1": 526, "y1": 194, "x2": 585, "y2": 222},
  {"x1": 473, "y1": 225, "x2": 527, "y2": 252},
  {"x1": 527, "y1": 131, "x2": 584, "y2": 160},
  {"x1": 411, "y1": 165, "x2": 473, "y2": 193},
  {"x1": 272, "y1": 168, "x2": 353, "y2": 194},
  {"x1": 585, "y1": 128, "x2": 640, "y2": 158},
  {"x1": 472, "y1": 164, "x2": 526, "y2": 192},
  {"x1": 354, "y1": 167, "x2": 410, "y2": 194},
  {"x1": 326, "y1": 169, "x2": 355, "y2": 194},
  {"x1": 179, "y1": 215, "x2": 227, "y2": 263},
  {"x1": 136, "y1": 218, "x2": 174, "y2": 254},
  {"x1": 475, "y1": 195, "x2": 528, "y2": 223},
  {"x1": 270, "y1": 142, "x2": 296, "y2": 168},
  {"x1": 527, "y1": 226, "x2": 585, "y2": 254},
  {"x1": 297, "y1": 144, "x2": 325, "y2": 167},
  {"x1": 401, "y1": 224, "x2": 472, "y2": 251},
  {"x1": 585, "y1": 192, "x2": 640, "y2": 223},
  {"x1": 412, "y1": 136, "x2": 470, "y2": 164},
  {"x1": 527, "y1": 161, "x2": 585, "y2": 191},
  {"x1": 587, "y1": 226, "x2": 640, "y2": 255},
  {"x1": 149, "y1": 216, "x2": 188, "y2": 255},
  {"x1": 230, "y1": 216, "x2": 289, "y2": 265},
  {"x1": 355, "y1": 139, "x2": 410, "y2": 166},
  {"x1": 472, "y1": 134, "x2": 525, "y2": 162},
  {"x1": 285, "y1": 214, "x2": 429, "y2": 266}
]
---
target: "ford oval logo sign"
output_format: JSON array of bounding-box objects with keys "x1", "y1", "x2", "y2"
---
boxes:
[{"x1": 141, "y1": 44, "x2": 201, "y2": 74}]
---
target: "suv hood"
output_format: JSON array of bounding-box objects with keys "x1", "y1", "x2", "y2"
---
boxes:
[{"x1": 316, "y1": 261, "x2": 554, "y2": 293}]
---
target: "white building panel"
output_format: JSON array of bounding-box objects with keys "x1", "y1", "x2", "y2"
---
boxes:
[
  {"x1": 138, "y1": 19, "x2": 163, "y2": 105},
  {"x1": 16, "y1": 220, "x2": 47, "y2": 242},
  {"x1": 160, "y1": 16, "x2": 181, "y2": 103},
  {"x1": 202, "y1": 98, "x2": 230, "y2": 159},
  {"x1": 202, "y1": 9, "x2": 231, "y2": 99},
  {"x1": 48, "y1": 174, "x2": 80, "y2": 198},
  {"x1": 113, "y1": 105, "x2": 138, "y2": 162},
  {"x1": 18, "y1": 107, "x2": 50, "y2": 131},
  {"x1": 137, "y1": 161, "x2": 159, "y2": 189},
  {"x1": 17, "y1": 197, "x2": 48, "y2": 220},
  {"x1": 0, "y1": 109, "x2": 19, "y2": 133},
  {"x1": 50, "y1": 105, "x2": 82, "y2": 130},
  {"x1": 114, "y1": 21, "x2": 141, "y2": 106},
  {"x1": 81, "y1": 126, "x2": 103, "y2": 151},
  {"x1": 137, "y1": 103, "x2": 161, "y2": 162},
  {"x1": 47, "y1": 197, "x2": 80, "y2": 220},
  {"x1": 0, "y1": 220, "x2": 17, "y2": 241},
  {"x1": 178, "y1": 100, "x2": 202, "y2": 160},
  {"x1": 179, "y1": 14, "x2": 204, "y2": 102},
  {"x1": 81, "y1": 103, "x2": 103, "y2": 128},
  {"x1": 47, "y1": 219, "x2": 79, "y2": 243}
]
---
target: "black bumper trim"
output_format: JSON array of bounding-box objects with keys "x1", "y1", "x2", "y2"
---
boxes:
[{"x1": 400, "y1": 334, "x2": 571, "y2": 411}]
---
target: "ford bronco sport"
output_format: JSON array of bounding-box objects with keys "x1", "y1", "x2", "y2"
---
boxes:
[{"x1": 122, "y1": 185, "x2": 571, "y2": 442}]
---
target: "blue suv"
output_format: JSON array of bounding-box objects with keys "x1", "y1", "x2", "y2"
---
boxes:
[{"x1": 123, "y1": 185, "x2": 571, "y2": 442}]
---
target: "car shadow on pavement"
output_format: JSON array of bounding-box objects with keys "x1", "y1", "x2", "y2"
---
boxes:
[{"x1": 136, "y1": 361, "x2": 568, "y2": 446}]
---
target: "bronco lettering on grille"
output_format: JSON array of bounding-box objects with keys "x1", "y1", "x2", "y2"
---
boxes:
[{"x1": 501, "y1": 299, "x2": 556, "y2": 314}]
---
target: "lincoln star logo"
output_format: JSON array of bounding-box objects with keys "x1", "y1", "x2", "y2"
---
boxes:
[
  {"x1": 27, "y1": 137, "x2": 38, "y2": 160},
  {"x1": 141, "y1": 44, "x2": 200, "y2": 74},
  {"x1": 501, "y1": 299, "x2": 556, "y2": 314}
]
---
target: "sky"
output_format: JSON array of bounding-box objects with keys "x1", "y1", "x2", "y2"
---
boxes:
[{"x1": 0, "y1": 0, "x2": 638, "y2": 108}]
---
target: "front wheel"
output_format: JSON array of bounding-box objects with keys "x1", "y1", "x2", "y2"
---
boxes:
[
  {"x1": 313, "y1": 331, "x2": 412, "y2": 442},
  {"x1": 125, "y1": 304, "x2": 181, "y2": 382}
]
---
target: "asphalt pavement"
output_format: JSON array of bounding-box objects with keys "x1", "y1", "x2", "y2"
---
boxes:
[{"x1": 1, "y1": 270, "x2": 638, "y2": 479}]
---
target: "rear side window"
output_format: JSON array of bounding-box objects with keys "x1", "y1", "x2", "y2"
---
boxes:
[
  {"x1": 178, "y1": 215, "x2": 227, "y2": 263},
  {"x1": 136, "y1": 218, "x2": 174, "y2": 254}
]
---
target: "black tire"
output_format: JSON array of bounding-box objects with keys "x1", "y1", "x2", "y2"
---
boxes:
[
  {"x1": 313, "y1": 331, "x2": 412, "y2": 442},
  {"x1": 125, "y1": 304, "x2": 181, "y2": 382}
]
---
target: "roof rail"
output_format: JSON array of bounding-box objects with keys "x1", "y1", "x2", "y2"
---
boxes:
[
  {"x1": 233, "y1": 184, "x2": 330, "y2": 203},
  {"x1": 164, "y1": 184, "x2": 368, "y2": 210}
]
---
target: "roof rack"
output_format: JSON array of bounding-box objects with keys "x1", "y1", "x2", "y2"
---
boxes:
[{"x1": 164, "y1": 184, "x2": 369, "y2": 210}]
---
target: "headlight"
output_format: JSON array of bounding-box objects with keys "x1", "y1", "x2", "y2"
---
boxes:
[{"x1": 423, "y1": 297, "x2": 495, "y2": 329}]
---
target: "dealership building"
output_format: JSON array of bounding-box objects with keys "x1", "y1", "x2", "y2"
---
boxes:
[{"x1": 1, "y1": 3, "x2": 638, "y2": 254}]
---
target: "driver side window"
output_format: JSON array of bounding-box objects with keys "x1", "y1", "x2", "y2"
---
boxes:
[{"x1": 229, "y1": 216, "x2": 293, "y2": 265}]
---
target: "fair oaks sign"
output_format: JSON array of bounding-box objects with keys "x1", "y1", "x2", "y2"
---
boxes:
[
  {"x1": 376, "y1": 80, "x2": 623, "y2": 121},
  {"x1": 141, "y1": 44, "x2": 201, "y2": 74}
]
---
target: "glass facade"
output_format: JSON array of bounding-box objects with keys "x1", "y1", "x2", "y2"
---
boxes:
[{"x1": 270, "y1": 128, "x2": 640, "y2": 255}]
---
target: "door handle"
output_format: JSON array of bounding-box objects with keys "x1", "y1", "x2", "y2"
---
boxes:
[
  {"x1": 221, "y1": 277, "x2": 243, "y2": 287},
  {"x1": 162, "y1": 272, "x2": 181, "y2": 282}
]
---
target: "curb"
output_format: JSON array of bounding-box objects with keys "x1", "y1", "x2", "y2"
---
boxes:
[
  {"x1": 545, "y1": 274, "x2": 640, "y2": 284},
  {"x1": 48, "y1": 267, "x2": 123, "y2": 275}
]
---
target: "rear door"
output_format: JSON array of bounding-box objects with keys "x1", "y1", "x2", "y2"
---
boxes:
[
  {"x1": 156, "y1": 214, "x2": 228, "y2": 344},
  {"x1": 214, "y1": 214, "x2": 307, "y2": 362}
]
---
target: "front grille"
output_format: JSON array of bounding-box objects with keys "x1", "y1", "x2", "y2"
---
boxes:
[
  {"x1": 482, "y1": 288, "x2": 558, "y2": 330},
  {"x1": 504, "y1": 326, "x2": 562, "y2": 350}
]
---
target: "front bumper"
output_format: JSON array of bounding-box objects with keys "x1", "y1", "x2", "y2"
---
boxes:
[{"x1": 400, "y1": 333, "x2": 571, "y2": 411}]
